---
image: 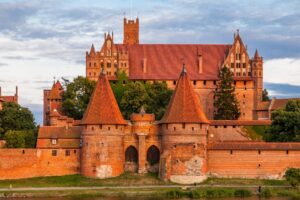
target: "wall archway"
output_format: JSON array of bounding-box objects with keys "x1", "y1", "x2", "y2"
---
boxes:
[
  {"x1": 146, "y1": 145, "x2": 160, "y2": 172},
  {"x1": 125, "y1": 146, "x2": 138, "y2": 172}
]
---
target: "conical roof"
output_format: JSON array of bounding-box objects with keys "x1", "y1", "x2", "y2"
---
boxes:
[
  {"x1": 160, "y1": 65, "x2": 209, "y2": 124},
  {"x1": 81, "y1": 72, "x2": 127, "y2": 125},
  {"x1": 254, "y1": 49, "x2": 260, "y2": 59},
  {"x1": 48, "y1": 81, "x2": 63, "y2": 100}
]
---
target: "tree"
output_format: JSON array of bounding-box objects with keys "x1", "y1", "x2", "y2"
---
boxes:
[
  {"x1": 110, "y1": 71, "x2": 130, "y2": 107},
  {"x1": 4, "y1": 130, "x2": 26, "y2": 148},
  {"x1": 120, "y1": 81, "x2": 149, "y2": 119},
  {"x1": 61, "y1": 76, "x2": 96, "y2": 120},
  {"x1": 145, "y1": 81, "x2": 173, "y2": 120},
  {"x1": 213, "y1": 67, "x2": 240, "y2": 120},
  {"x1": 262, "y1": 89, "x2": 270, "y2": 101},
  {"x1": 264, "y1": 100, "x2": 300, "y2": 142},
  {"x1": 0, "y1": 102, "x2": 36, "y2": 138}
]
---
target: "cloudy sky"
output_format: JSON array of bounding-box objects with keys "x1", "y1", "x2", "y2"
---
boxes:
[{"x1": 0, "y1": 0, "x2": 300, "y2": 124}]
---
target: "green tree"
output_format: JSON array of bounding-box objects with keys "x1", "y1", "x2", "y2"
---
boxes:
[
  {"x1": 0, "y1": 102, "x2": 36, "y2": 138},
  {"x1": 4, "y1": 130, "x2": 25, "y2": 148},
  {"x1": 110, "y1": 71, "x2": 130, "y2": 107},
  {"x1": 264, "y1": 100, "x2": 300, "y2": 142},
  {"x1": 213, "y1": 67, "x2": 240, "y2": 120},
  {"x1": 61, "y1": 76, "x2": 96, "y2": 120},
  {"x1": 120, "y1": 81, "x2": 149, "y2": 119},
  {"x1": 145, "y1": 81, "x2": 173, "y2": 120},
  {"x1": 262, "y1": 88, "x2": 270, "y2": 101}
]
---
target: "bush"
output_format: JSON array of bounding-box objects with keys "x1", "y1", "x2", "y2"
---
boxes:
[
  {"x1": 285, "y1": 168, "x2": 300, "y2": 187},
  {"x1": 259, "y1": 188, "x2": 272, "y2": 198},
  {"x1": 234, "y1": 189, "x2": 252, "y2": 197},
  {"x1": 4, "y1": 130, "x2": 37, "y2": 148}
]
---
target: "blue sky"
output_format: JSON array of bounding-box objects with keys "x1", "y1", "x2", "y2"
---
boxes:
[{"x1": 0, "y1": 0, "x2": 300, "y2": 124}]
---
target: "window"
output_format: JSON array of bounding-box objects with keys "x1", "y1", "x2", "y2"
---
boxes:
[
  {"x1": 233, "y1": 125, "x2": 236, "y2": 128},
  {"x1": 258, "y1": 150, "x2": 261, "y2": 155},
  {"x1": 94, "y1": 63, "x2": 96, "y2": 67},
  {"x1": 108, "y1": 126, "x2": 111, "y2": 131},
  {"x1": 101, "y1": 62, "x2": 104, "y2": 68},
  {"x1": 173, "y1": 127, "x2": 176, "y2": 131},
  {"x1": 51, "y1": 139, "x2": 57, "y2": 145},
  {"x1": 74, "y1": 150, "x2": 77, "y2": 154},
  {"x1": 243, "y1": 63, "x2": 246, "y2": 68},
  {"x1": 193, "y1": 80, "x2": 196, "y2": 85},
  {"x1": 224, "y1": 125, "x2": 227, "y2": 128},
  {"x1": 99, "y1": 124, "x2": 102, "y2": 129},
  {"x1": 52, "y1": 150, "x2": 57, "y2": 156},
  {"x1": 173, "y1": 80, "x2": 176, "y2": 85},
  {"x1": 213, "y1": 80, "x2": 216, "y2": 85},
  {"x1": 166, "y1": 124, "x2": 168, "y2": 129},
  {"x1": 215, "y1": 125, "x2": 218, "y2": 128},
  {"x1": 107, "y1": 63, "x2": 111, "y2": 68},
  {"x1": 230, "y1": 150, "x2": 233, "y2": 154},
  {"x1": 244, "y1": 81, "x2": 246, "y2": 85},
  {"x1": 203, "y1": 80, "x2": 206, "y2": 85},
  {"x1": 231, "y1": 63, "x2": 234, "y2": 68},
  {"x1": 115, "y1": 125, "x2": 118, "y2": 129},
  {"x1": 192, "y1": 127, "x2": 194, "y2": 131},
  {"x1": 89, "y1": 63, "x2": 91, "y2": 67},
  {"x1": 65, "y1": 150, "x2": 70, "y2": 156},
  {"x1": 182, "y1": 123, "x2": 185, "y2": 129},
  {"x1": 286, "y1": 150, "x2": 289, "y2": 155}
]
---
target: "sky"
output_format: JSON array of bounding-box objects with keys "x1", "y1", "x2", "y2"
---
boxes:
[{"x1": 0, "y1": 0, "x2": 300, "y2": 125}]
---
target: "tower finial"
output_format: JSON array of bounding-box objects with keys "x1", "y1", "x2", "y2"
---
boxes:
[{"x1": 181, "y1": 63, "x2": 187, "y2": 75}]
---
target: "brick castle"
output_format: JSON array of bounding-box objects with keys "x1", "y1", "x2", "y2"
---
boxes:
[{"x1": 1, "y1": 18, "x2": 300, "y2": 183}]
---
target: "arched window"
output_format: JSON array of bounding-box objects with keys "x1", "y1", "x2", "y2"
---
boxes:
[
  {"x1": 147, "y1": 145, "x2": 160, "y2": 165},
  {"x1": 125, "y1": 146, "x2": 138, "y2": 162}
]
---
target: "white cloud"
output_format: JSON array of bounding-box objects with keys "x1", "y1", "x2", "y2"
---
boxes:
[{"x1": 264, "y1": 58, "x2": 300, "y2": 86}]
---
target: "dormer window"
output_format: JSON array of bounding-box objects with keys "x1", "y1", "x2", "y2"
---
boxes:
[{"x1": 51, "y1": 138, "x2": 57, "y2": 145}]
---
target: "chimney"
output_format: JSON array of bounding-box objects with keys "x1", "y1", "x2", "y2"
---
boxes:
[
  {"x1": 142, "y1": 58, "x2": 147, "y2": 73},
  {"x1": 198, "y1": 54, "x2": 203, "y2": 74}
]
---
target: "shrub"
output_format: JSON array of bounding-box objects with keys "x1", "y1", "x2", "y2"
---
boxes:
[
  {"x1": 234, "y1": 189, "x2": 252, "y2": 197},
  {"x1": 285, "y1": 168, "x2": 300, "y2": 187},
  {"x1": 205, "y1": 189, "x2": 233, "y2": 198},
  {"x1": 259, "y1": 188, "x2": 272, "y2": 198},
  {"x1": 166, "y1": 189, "x2": 185, "y2": 199}
]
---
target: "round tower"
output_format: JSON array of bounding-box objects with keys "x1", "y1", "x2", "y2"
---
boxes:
[
  {"x1": 80, "y1": 72, "x2": 127, "y2": 178},
  {"x1": 159, "y1": 65, "x2": 210, "y2": 184}
]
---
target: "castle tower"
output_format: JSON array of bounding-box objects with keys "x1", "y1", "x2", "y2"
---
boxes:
[
  {"x1": 43, "y1": 81, "x2": 63, "y2": 125},
  {"x1": 159, "y1": 65, "x2": 210, "y2": 184},
  {"x1": 252, "y1": 49, "x2": 263, "y2": 117},
  {"x1": 80, "y1": 71, "x2": 127, "y2": 178},
  {"x1": 123, "y1": 17, "x2": 139, "y2": 45}
]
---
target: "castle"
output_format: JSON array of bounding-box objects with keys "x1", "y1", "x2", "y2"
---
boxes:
[{"x1": 1, "y1": 18, "x2": 300, "y2": 183}]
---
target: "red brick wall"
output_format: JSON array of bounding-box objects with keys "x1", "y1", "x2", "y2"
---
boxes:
[
  {"x1": 208, "y1": 150, "x2": 300, "y2": 179},
  {"x1": 0, "y1": 149, "x2": 80, "y2": 180}
]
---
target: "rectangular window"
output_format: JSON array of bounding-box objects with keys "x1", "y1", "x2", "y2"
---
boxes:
[
  {"x1": 243, "y1": 63, "x2": 246, "y2": 68},
  {"x1": 107, "y1": 63, "x2": 111, "y2": 68},
  {"x1": 52, "y1": 150, "x2": 57, "y2": 156},
  {"x1": 231, "y1": 63, "x2": 234, "y2": 68},
  {"x1": 65, "y1": 150, "x2": 70, "y2": 156},
  {"x1": 203, "y1": 80, "x2": 206, "y2": 85}
]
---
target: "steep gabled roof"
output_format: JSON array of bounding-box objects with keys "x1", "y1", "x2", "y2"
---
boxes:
[
  {"x1": 81, "y1": 73, "x2": 127, "y2": 125},
  {"x1": 160, "y1": 65, "x2": 209, "y2": 124},
  {"x1": 115, "y1": 44, "x2": 231, "y2": 80},
  {"x1": 48, "y1": 81, "x2": 63, "y2": 100}
]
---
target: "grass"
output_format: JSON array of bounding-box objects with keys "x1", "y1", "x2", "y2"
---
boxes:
[
  {"x1": 203, "y1": 177, "x2": 289, "y2": 186},
  {"x1": 243, "y1": 125, "x2": 269, "y2": 141},
  {"x1": 0, "y1": 172, "x2": 169, "y2": 188}
]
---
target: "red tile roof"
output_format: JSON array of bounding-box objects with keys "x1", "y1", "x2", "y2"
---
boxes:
[
  {"x1": 271, "y1": 98, "x2": 300, "y2": 110},
  {"x1": 81, "y1": 73, "x2": 127, "y2": 125},
  {"x1": 210, "y1": 120, "x2": 272, "y2": 126},
  {"x1": 160, "y1": 66, "x2": 209, "y2": 124},
  {"x1": 256, "y1": 101, "x2": 271, "y2": 111},
  {"x1": 38, "y1": 126, "x2": 82, "y2": 139},
  {"x1": 116, "y1": 44, "x2": 231, "y2": 80},
  {"x1": 48, "y1": 81, "x2": 63, "y2": 100},
  {"x1": 0, "y1": 96, "x2": 17, "y2": 103},
  {"x1": 208, "y1": 142, "x2": 300, "y2": 150}
]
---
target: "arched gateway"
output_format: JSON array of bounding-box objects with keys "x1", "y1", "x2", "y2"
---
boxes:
[{"x1": 125, "y1": 146, "x2": 138, "y2": 172}]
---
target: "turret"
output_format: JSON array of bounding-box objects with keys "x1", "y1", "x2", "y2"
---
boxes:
[
  {"x1": 252, "y1": 49, "x2": 263, "y2": 112},
  {"x1": 159, "y1": 65, "x2": 210, "y2": 184},
  {"x1": 123, "y1": 17, "x2": 139, "y2": 45},
  {"x1": 80, "y1": 71, "x2": 127, "y2": 178}
]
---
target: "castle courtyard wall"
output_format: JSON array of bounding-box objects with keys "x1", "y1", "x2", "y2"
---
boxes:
[{"x1": 0, "y1": 148, "x2": 80, "y2": 180}]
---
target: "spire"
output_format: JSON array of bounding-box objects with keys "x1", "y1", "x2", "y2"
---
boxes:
[
  {"x1": 254, "y1": 49, "x2": 260, "y2": 59},
  {"x1": 48, "y1": 81, "x2": 63, "y2": 100},
  {"x1": 160, "y1": 65, "x2": 209, "y2": 124},
  {"x1": 90, "y1": 44, "x2": 95, "y2": 54},
  {"x1": 81, "y1": 73, "x2": 127, "y2": 125}
]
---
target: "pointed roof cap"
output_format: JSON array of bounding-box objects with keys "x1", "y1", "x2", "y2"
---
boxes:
[
  {"x1": 81, "y1": 73, "x2": 127, "y2": 125},
  {"x1": 90, "y1": 44, "x2": 95, "y2": 54},
  {"x1": 254, "y1": 49, "x2": 261, "y2": 59},
  {"x1": 48, "y1": 81, "x2": 63, "y2": 100},
  {"x1": 160, "y1": 65, "x2": 209, "y2": 124}
]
